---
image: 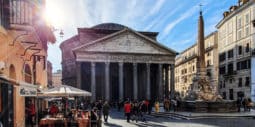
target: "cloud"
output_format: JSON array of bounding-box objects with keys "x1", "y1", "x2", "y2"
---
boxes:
[
  {"x1": 149, "y1": 0, "x2": 166, "y2": 16},
  {"x1": 161, "y1": 6, "x2": 198, "y2": 38},
  {"x1": 144, "y1": 4, "x2": 182, "y2": 31}
]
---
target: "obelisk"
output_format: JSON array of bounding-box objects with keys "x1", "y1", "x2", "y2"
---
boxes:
[{"x1": 197, "y1": 9, "x2": 206, "y2": 78}]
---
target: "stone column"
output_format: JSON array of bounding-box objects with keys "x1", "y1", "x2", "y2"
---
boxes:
[
  {"x1": 76, "y1": 62, "x2": 81, "y2": 89},
  {"x1": 158, "y1": 64, "x2": 163, "y2": 100},
  {"x1": 133, "y1": 63, "x2": 138, "y2": 100},
  {"x1": 170, "y1": 64, "x2": 175, "y2": 99},
  {"x1": 165, "y1": 65, "x2": 169, "y2": 98},
  {"x1": 105, "y1": 62, "x2": 110, "y2": 101},
  {"x1": 146, "y1": 63, "x2": 151, "y2": 100},
  {"x1": 91, "y1": 62, "x2": 96, "y2": 101},
  {"x1": 118, "y1": 62, "x2": 124, "y2": 101}
]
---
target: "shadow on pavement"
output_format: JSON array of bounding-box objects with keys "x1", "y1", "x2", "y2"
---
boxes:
[
  {"x1": 103, "y1": 122, "x2": 122, "y2": 127},
  {"x1": 131, "y1": 122, "x2": 168, "y2": 127}
]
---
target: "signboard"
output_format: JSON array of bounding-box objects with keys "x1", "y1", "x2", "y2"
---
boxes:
[
  {"x1": 251, "y1": 57, "x2": 255, "y2": 102},
  {"x1": 19, "y1": 82, "x2": 37, "y2": 96}
]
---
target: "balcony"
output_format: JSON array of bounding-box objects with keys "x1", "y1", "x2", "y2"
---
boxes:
[{"x1": 223, "y1": 70, "x2": 237, "y2": 77}]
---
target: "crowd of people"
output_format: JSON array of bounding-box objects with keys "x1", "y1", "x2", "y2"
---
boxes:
[
  {"x1": 123, "y1": 100, "x2": 150, "y2": 123},
  {"x1": 24, "y1": 97, "x2": 253, "y2": 127},
  {"x1": 88, "y1": 98, "x2": 182, "y2": 124},
  {"x1": 237, "y1": 97, "x2": 253, "y2": 112}
]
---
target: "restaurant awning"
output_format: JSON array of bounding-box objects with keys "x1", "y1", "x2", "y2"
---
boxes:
[
  {"x1": 39, "y1": 85, "x2": 92, "y2": 97},
  {"x1": 0, "y1": 75, "x2": 38, "y2": 97},
  {"x1": 19, "y1": 81, "x2": 38, "y2": 97}
]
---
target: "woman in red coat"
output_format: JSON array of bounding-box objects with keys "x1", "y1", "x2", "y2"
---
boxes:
[
  {"x1": 49, "y1": 103, "x2": 59, "y2": 116},
  {"x1": 124, "y1": 101, "x2": 131, "y2": 122}
]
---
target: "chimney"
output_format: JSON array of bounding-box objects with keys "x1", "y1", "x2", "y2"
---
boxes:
[{"x1": 223, "y1": 11, "x2": 230, "y2": 18}]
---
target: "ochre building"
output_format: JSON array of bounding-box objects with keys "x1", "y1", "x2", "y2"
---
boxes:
[
  {"x1": 0, "y1": 0, "x2": 55, "y2": 127},
  {"x1": 175, "y1": 32, "x2": 218, "y2": 98}
]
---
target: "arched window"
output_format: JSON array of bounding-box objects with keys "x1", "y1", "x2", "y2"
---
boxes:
[
  {"x1": 9, "y1": 64, "x2": 16, "y2": 80},
  {"x1": 24, "y1": 64, "x2": 32, "y2": 83}
]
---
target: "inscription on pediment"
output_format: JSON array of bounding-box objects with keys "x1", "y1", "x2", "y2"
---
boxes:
[{"x1": 81, "y1": 32, "x2": 171, "y2": 55}]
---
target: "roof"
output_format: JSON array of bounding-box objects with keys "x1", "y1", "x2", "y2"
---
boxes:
[
  {"x1": 73, "y1": 27, "x2": 177, "y2": 55},
  {"x1": 92, "y1": 23, "x2": 127, "y2": 30},
  {"x1": 61, "y1": 23, "x2": 159, "y2": 48}
]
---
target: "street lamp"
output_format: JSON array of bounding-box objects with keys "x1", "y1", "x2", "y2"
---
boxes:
[{"x1": 59, "y1": 29, "x2": 64, "y2": 38}]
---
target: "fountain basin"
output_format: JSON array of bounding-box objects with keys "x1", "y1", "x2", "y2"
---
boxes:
[{"x1": 178, "y1": 100, "x2": 238, "y2": 113}]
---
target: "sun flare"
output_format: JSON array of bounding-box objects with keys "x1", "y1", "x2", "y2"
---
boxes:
[{"x1": 44, "y1": 0, "x2": 64, "y2": 28}]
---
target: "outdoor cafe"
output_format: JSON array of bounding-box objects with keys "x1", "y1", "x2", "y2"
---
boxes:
[{"x1": 36, "y1": 85, "x2": 93, "y2": 127}]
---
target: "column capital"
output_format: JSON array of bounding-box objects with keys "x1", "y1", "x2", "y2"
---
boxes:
[
  {"x1": 118, "y1": 62, "x2": 123, "y2": 66},
  {"x1": 146, "y1": 63, "x2": 151, "y2": 67},
  {"x1": 105, "y1": 62, "x2": 110, "y2": 66},
  {"x1": 170, "y1": 64, "x2": 175, "y2": 68}
]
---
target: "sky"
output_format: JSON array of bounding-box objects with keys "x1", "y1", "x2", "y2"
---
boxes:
[{"x1": 45, "y1": 0, "x2": 237, "y2": 72}]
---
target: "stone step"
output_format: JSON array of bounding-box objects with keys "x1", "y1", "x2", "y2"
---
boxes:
[
  {"x1": 150, "y1": 111, "x2": 255, "y2": 120},
  {"x1": 150, "y1": 112, "x2": 190, "y2": 120}
]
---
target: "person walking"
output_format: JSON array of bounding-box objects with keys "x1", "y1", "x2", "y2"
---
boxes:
[
  {"x1": 155, "y1": 101, "x2": 160, "y2": 113},
  {"x1": 237, "y1": 97, "x2": 242, "y2": 112},
  {"x1": 132, "y1": 100, "x2": 139, "y2": 123},
  {"x1": 139, "y1": 101, "x2": 147, "y2": 122},
  {"x1": 124, "y1": 101, "x2": 131, "y2": 122},
  {"x1": 96, "y1": 100, "x2": 103, "y2": 120},
  {"x1": 90, "y1": 107, "x2": 98, "y2": 127},
  {"x1": 26, "y1": 100, "x2": 35, "y2": 127},
  {"x1": 102, "y1": 101, "x2": 110, "y2": 123},
  {"x1": 242, "y1": 98, "x2": 247, "y2": 111},
  {"x1": 164, "y1": 99, "x2": 170, "y2": 112}
]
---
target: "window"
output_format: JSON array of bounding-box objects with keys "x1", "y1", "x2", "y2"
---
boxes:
[
  {"x1": 238, "y1": 46, "x2": 242, "y2": 55},
  {"x1": 245, "y1": 26, "x2": 249, "y2": 36},
  {"x1": 237, "y1": 59, "x2": 251, "y2": 70},
  {"x1": 219, "y1": 53, "x2": 226, "y2": 62},
  {"x1": 229, "y1": 78, "x2": 233, "y2": 84},
  {"x1": 207, "y1": 60, "x2": 211, "y2": 67},
  {"x1": 237, "y1": 30, "x2": 242, "y2": 40},
  {"x1": 207, "y1": 52, "x2": 210, "y2": 56},
  {"x1": 219, "y1": 66, "x2": 226, "y2": 74},
  {"x1": 223, "y1": 92, "x2": 226, "y2": 99},
  {"x1": 238, "y1": 78, "x2": 242, "y2": 87},
  {"x1": 228, "y1": 22, "x2": 232, "y2": 33},
  {"x1": 237, "y1": 18, "x2": 242, "y2": 29},
  {"x1": 245, "y1": 77, "x2": 250, "y2": 87},
  {"x1": 229, "y1": 89, "x2": 234, "y2": 100},
  {"x1": 241, "y1": 60, "x2": 247, "y2": 69},
  {"x1": 245, "y1": 13, "x2": 249, "y2": 25},
  {"x1": 223, "y1": 80, "x2": 226, "y2": 88},
  {"x1": 228, "y1": 49, "x2": 234, "y2": 58},
  {"x1": 227, "y1": 63, "x2": 233, "y2": 74},
  {"x1": 246, "y1": 43, "x2": 250, "y2": 52},
  {"x1": 220, "y1": 81, "x2": 222, "y2": 89},
  {"x1": 192, "y1": 65, "x2": 195, "y2": 71},
  {"x1": 237, "y1": 62, "x2": 241, "y2": 70}
]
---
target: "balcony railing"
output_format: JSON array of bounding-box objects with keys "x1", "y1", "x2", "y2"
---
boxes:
[{"x1": 223, "y1": 70, "x2": 237, "y2": 77}]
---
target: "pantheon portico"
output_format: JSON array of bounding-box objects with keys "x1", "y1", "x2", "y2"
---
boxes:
[{"x1": 60, "y1": 23, "x2": 177, "y2": 101}]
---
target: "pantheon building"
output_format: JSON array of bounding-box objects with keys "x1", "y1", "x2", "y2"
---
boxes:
[{"x1": 60, "y1": 23, "x2": 177, "y2": 101}]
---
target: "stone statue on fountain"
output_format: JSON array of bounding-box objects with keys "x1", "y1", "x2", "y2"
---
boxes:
[{"x1": 185, "y1": 10, "x2": 222, "y2": 102}]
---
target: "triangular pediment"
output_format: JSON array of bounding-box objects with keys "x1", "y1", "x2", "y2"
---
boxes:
[{"x1": 73, "y1": 29, "x2": 176, "y2": 55}]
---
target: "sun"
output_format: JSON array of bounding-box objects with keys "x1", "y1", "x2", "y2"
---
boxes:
[{"x1": 44, "y1": 0, "x2": 64, "y2": 28}]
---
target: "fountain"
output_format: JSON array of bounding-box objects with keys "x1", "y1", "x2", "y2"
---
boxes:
[{"x1": 178, "y1": 9, "x2": 238, "y2": 113}]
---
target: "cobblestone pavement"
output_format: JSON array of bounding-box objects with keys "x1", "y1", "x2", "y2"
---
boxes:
[{"x1": 102, "y1": 109, "x2": 255, "y2": 127}]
